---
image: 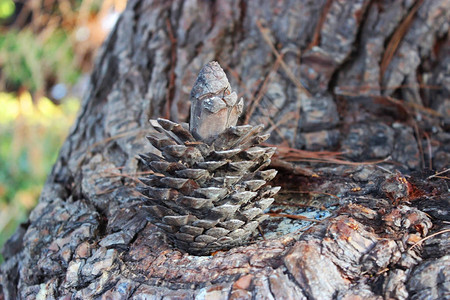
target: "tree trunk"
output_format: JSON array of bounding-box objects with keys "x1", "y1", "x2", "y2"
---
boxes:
[{"x1": 1, "y1": 0, "x2": 449, "y2": 299}]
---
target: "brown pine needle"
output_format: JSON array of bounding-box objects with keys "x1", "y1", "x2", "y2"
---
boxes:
[
  {"x1": 256, "y1": 19, "x2": 311, "y2": 97},
  {"x1": 306, "y1": 0, "x2": 333, "y2": 51},
  {"x1": 266, "y1": 213, "x2": 323, "y2": 222},
  {"x1": 427, "y1": 168, "x2": 450, "y2": 180},
  {"x1": 423, "y1": 131, "x2": 433, "y2": 169},
  {"x1": 274, "y1": 200, "x2": 318, "y2": 209},
  {"x1": 335, "y1": 91, "x2": 442, "y2": 117},
  {"x1": 409, "y1": 228, "x2": 450, "y2": 251},
  {"x1": 279, "y1": 190, "x2": 339, "y2": 199},
  {"x1": 380, "y1": 0, "x2": 424, "y2": 78},
  {"x1": 89, "y1": 129, "x2": 144, "y2": 150},
  {"x1": 432, "y1": 176, "x2": 449, "y2": 180},
  {"x1": 376, "y1": 268, "x2": 390, "y2": 276},
  {"x1": 244, "y1": 54, "x2": 283, "y2": 124},
  {"x1": 268, "y1": 143, "x2": 391, "y2": 166}
]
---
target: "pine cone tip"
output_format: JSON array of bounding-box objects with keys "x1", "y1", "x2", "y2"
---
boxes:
[{"x1": 190, "y1": 61, "x2": 243, "y2": 140}]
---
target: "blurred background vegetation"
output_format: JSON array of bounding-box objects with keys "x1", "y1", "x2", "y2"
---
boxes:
[{"x1": 0, "y1": 0, "x2": 126, "y2": 262}]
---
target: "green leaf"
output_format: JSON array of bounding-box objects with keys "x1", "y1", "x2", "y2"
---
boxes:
[{"x1": 0, "y1": 0, "x2": 15, "y2": 19}]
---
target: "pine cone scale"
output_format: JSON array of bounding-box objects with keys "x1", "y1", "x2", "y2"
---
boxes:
[
  {"x1": 177, "y1": 196, "x2": 213, "y2": 210},
  {"x1": 193, "y1": 187, "x2": 227, "y2": 201},
  {"x1": 139, "y1": 62, "x2": 279, "y2": 255}
]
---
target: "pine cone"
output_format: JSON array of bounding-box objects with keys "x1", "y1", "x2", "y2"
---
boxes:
[{"x1": 139, "y1": 62, "x2": 279, "y2": 255}]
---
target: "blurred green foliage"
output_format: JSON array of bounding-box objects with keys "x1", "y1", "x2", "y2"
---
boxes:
[
  {"x1": 0, "y1": 92, "x2": 80, "y2": 262},
  {"x1": 0, "y1": 0, "x2": 84, "y2": 262},
  {"x1": 0, "y1": 28, "x2": 80, "y2": 93},
  {"x1": 0, "y1": 0, "x2": 15, "y2": 19},
  {"x1": 0, "y1": 0, "x2": 125, "y2": 263}
]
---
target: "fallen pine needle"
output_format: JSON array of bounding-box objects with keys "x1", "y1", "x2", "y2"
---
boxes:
[
  {"x1": 266, "y1": 213, "x2": 323, "y2": 222},
  {"x1": 409, "y1": 228, "x2": 450, "y2": 251},
  {"x1": 279, "y1": 190, "x2": 339, "y2": 199},
  {"x1": 427, "y1": 168, "x2": 450, "y2": 180}
]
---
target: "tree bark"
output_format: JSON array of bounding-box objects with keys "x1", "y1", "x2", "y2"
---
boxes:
[{"x1": 1, "y1": 0, "x2": 449, "y2": 299}]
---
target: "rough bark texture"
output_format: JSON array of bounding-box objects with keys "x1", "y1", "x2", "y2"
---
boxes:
[{"x1": 1, "y1": 0, "x2": 449, "y2": 299}]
